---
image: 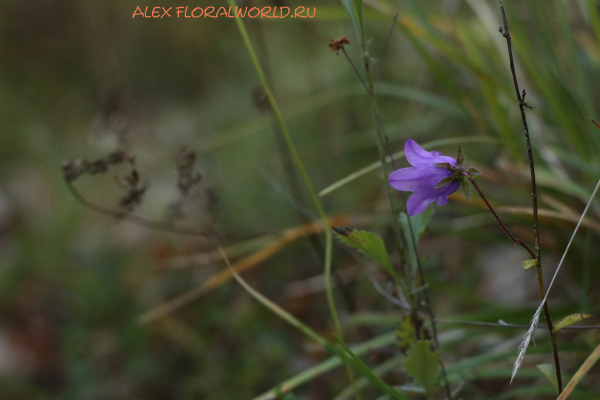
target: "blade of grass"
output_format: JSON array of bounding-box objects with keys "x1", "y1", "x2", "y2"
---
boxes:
[
  {"x1": 253, "y1": 331, "x2": 397, "y2": 400},
  {"x1": 557, "y1": 343, "x2": 600, "y2": 400},
  {"x1": 221, "y1": 246, "x2": 409, "y2": 400},
  {"x1": 225, "y1": 2, "x2": 358, "y2": 394},
  {"x1": 334, "y1": 334, "x2": 408, "y2": 400}
]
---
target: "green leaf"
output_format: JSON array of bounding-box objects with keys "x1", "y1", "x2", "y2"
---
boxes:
[
  {"x1": 395, "y1": 317, "x2": 416, "y2": 349},
  {"x1": 536, "y1": 364, "x2": 559, "y2": 392},
  {"x1": 339, "y1": 0, "x2": 362, "y2": 43},
  {"x1": 552, "y1": 313, "x2": 593, "y2": 333},
  {"x1": 402, "y1": 340, "x2": 440, "y2": 398},
  {"x1": 522, "y1": 259, "x2": 539, "y2": 270},
  {"x1": 456, "y1": 142, "x2": 464, "y2": 165},
  {"x1": 353, "y1": 0, "x2": 364, "y2": 40},
  {"x1": 467, "y1": 166, "x2": 481, "y2": 176},
  {"x1": 432, "y1": 162, "x2": 453, "y2": 170},
  {"x1": 434, "y1": 176, "x2": 454, "y2": 189},
  {"x1": 333, "y1": 334, "x2": 409, "y2": 400},
  {"x1": 333, "y1": 228, "x2": 397, "y2": 280},
  {"x1": 460, "y1": 180, "x2": 471, "y2": 202}
]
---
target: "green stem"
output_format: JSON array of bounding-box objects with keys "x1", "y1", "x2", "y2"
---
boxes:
[
  {"x1": 225, "y1": 1, "x2": 359, "y2": 397},
  {"x1": 358, "y1": 29, "x2": 452, "y2": 400}
]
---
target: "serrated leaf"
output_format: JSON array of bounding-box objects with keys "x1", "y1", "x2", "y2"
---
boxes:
[
  {"x1": 434, "y1": 176, "x2": 453, "y2": 189},
  {"x1": 456, "y1": 142, "x2": 464, "y2": 165},
  {"x1": 433, "y1": 162, "x2": 453, "y2": 170},
  {"x1": 396, "y1": 317, "x2": 417, "y2": 349},
  {"x1": 536, "y1": 363, "x2": 559, "y2": 392},
  {"x1": 522, "y1": 259, "x2": 539, "y2": 269},
  {"x1": 402, "y1": 340, "x2": 440, "y2": 398},
  {"x1": 467, "y1": 166, "x2": 481, "y2": 176},
  {"x1": 460, "y1": 180, "x2": 471, "y2": 202},
  {"x1": 333, "y1": 228, "x2": 395, "y2": 276},
  {"x1": 552, "y1": 313, "x2": 593, "y2": 333}
]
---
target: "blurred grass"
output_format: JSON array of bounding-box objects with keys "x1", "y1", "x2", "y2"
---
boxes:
[{"x1": 1, "y1": 0, "x2": 600, "y2": 398}]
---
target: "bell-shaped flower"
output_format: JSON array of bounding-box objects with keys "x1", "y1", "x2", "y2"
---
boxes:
[{"x1": 389, "y1": 139, "x2": 460, "y2": 216}]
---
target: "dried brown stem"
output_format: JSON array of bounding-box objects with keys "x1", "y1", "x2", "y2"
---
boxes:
[
  {"x1": 497, "y1": 0, "x2": 562, "y2": 391},
  {"x1": 65, "y1": 181, "x2": 209, "y2": 238}
]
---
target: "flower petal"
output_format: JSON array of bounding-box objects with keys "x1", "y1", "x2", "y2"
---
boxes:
[
  {"x1": 405, "y1": 139, "x2": 457, "y2": 167},
  {"x1": 389, "y1": 164, "x2": 450, "y2": 192},
  {"x1": 436, "y1": 196, "x2": 449, "y2": 206},
  {"x1": 406, "y1": 192, "x2": 437, "y2": 216},
  {"x1": 406, "y1": 180, "x2": 460, "y2": 215}
]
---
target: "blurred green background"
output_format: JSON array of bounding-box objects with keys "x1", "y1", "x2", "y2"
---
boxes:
[{"x1": 1, "y1": 0, "x2": 600, "y2": 398}]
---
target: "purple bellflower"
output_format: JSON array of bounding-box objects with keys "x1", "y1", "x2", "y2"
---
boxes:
[{"x1": 389, "y1": 139, "x2": 480, "y2": 216}]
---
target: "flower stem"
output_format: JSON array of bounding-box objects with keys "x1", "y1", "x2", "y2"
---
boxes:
[
  {"x1": 225, "y1": 1, "x2": 360, "y2": 396},
  {"x1": 359, "y1": 34, "x2": 452, "y2": 399},
  {"x1": 468, "y1": 177, "x2": 535, "y2": 258},
  {"x1": 497, "y1": 0, "x2": 562, "y2": 390}
]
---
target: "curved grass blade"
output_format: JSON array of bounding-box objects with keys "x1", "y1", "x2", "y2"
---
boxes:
[
  {"x1": 254, "y1": 332, "x2": 396, "y2": 400},
  {"x1": 333, "y1": 334, "x2": 409, "y2": 400}
]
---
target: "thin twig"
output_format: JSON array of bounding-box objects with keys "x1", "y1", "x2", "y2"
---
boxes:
[
  {"x1": 436, "y1": 319, "x2": 600, "y2": 330},
  {"x1": 66, "y1": 181, "x2": 210, "y2": 237},
  {"x1": 497, "y1": 0, "x2": 561, "y2": 390},
  {"x1": 468, "y1": 177, "x2": 535, "y2": 258},
  {"x1": 341, "y1": 47, "x2": 369, "y2": 94},
  {"x1": 376, "y1": 13, "x2": 399, "y2": 95}
]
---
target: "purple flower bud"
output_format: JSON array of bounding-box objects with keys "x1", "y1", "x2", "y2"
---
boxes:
[{"x1": 389, "y1": 139, "x2": 460, "y2": 216}]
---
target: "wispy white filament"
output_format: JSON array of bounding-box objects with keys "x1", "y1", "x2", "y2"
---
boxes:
[
  {"x1": 511, "y1": 177, "x2": 600, "y2": 382},
  {"x1": 511, "y1": 307, "x2": 541, "y2": 382}
]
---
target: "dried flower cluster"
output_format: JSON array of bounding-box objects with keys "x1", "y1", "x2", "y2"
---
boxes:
[{"x1": 329, "y1": 35, "x2": 350, "y2": 54}]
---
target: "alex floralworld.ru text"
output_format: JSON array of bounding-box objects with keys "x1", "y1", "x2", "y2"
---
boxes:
[{"x1": 132, "y1": 6, "x2": 316, "y2": 19}]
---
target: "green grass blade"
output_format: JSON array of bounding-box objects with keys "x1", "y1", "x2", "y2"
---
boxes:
[
  {"x1": 333, "y1": 334, "x2": 409, "y2": 400},
  {"x1": 253, "y1": 332, "x2": 397, "y2": 400}
]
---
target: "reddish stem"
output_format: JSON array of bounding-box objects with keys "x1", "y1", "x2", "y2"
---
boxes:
[{"x1": 468, "y1": 176, "x2": 536, "y2": 259}]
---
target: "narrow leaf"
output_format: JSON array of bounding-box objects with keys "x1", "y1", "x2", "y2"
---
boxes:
[
  {"x1": 536, "y1": 364, "x2": 559, "y2": 392},
  {"x1": 434, "y1": 177, "x2": 454, "y2": 189},
  {"x1": 339, "y1": 0, "x2": 361, "y2": 42},
  {"x1": 433, "y1": 162, "x2": 453, "y2": 170},
  {"x1": 402, "y1": 340, "x2": 440, "y2": 398},
  {"x1": 467, "y1": 166, "x2": 481, "y2": 176},
  {"x1": 552, "y1": 313, "x2": 593, "y2": 333},
  {"x1": 461, "y1": 181, "x2": 471, "y2": 202},
  {"x1": 522, "y1": 259, "x2": 539, "y2": 270},
  {"x1": 333, "y1": 334, "x2": 409, "y2": 400},
  {"x1": 456, "y1": 142, "x2": 464, "y2": 165},
  {"x1": 353, "y1": 0, "x2": 364, "y2": 39}
]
